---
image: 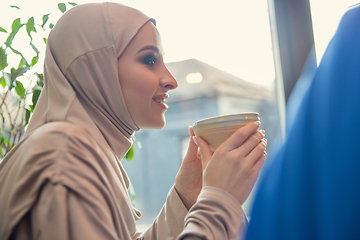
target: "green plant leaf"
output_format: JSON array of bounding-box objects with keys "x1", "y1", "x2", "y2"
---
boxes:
[
  {"x1": 26, "y1": 17, "x2": 37, "y2": 39},
  {"x1": 0, "y1": 77, "x2": 6, "y2": 88},
  {"x1": 2, "y1": 71, "x2": 13, "y2": 89},
  {"x1": 15, "y1": 80, "x2": 26, "y2": 98},
  {"x1": 43, "y1": 38, "x2": 47, "y2": 44},
  {"x1": 30, "y1": 43, "x2": 39, "y2": 54},
  {"x1": 32, "y1": 87, "x2": 41, "y2": 108},
  {"x1": 49, "y1": 23, "x2": 54, "y2": 29},
  {"x1": 11, "y1": 18, "x2": 22, "y2": 32},
  {"x1": 10, "y1": 5, "x2": 20, "y2": 10},
  {"x1": 0, "y1": 113, "x2": 5, "y2": 126},
  {"x1": 25, "y1": 109, "x2": 31, "y2": 125},
  {"x1": 41, "y1": 14, "x2": 50, "y2": 28},
  {"x1": 58, "y1": 3, "x2": 66, "y2": 13},
  {"x1": 0, "y1": 129, "x2": 5, "y2": 145},
  {"x1": 5, "y1": 18, "x2": 24, "y2": 47},
  {"x1": 68, "y1": 2, "x2": 78, "y2": 6},
  {"x1": 18, "y1": 57, "x2": 29, "y2": 68},
  {"x1": 10, "y1": 67, "x2": 30, "y2": 81},
  {"x1": 0, "y1": 27, "x2": 7, "y2": 33},
  {"x1": 124, "y1": 145, "x2": 134, "y2": 161},
  {"x1": 11, "y1": 94, "x2": 20, "y2": 106},
  {"x1": 31, "y1": 55, "x2": 39, "y2": 66},
  {"x1": 36, "y1": 73, "x2": 44, "y2": 87},
  {"x1": 9, "y1": 47, "x2": 21, "y2": 56},
  {"x1": 128, "y1": 182, "x2": 136, "y2": 205},
  {"x1": 0, "y1": 47, "x2": 7, "y2": 71}
]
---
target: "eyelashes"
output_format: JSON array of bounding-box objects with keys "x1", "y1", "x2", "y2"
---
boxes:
[{"x1": 142, "y1": 54, "x2": 157, "y2": 67}]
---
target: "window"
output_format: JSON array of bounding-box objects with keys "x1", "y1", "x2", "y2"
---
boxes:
[{"x1": 310, "y1": 0, "x2": 360, "y2": 64}]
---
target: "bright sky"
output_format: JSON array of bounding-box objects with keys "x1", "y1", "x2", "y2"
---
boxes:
[
  {"x1": 310, "y1": 0, "x2": 360, "y2": 65},
  {"x1": 0, "y1": 0, "x2": 359, "y2": 86}
]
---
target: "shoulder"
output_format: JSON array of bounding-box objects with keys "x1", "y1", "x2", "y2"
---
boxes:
[
  {"x1": 26, "y1": 122, "x2": 97, "y2": 150},
  {"x1": 20, "y1": 123, "x2": 109, "y2": 183},
  {"x1": 14, "y1": 122, "x2": 106, "y2": 167},
  {"x1": 29, "y1": 122, "x2": 92, "y2": 140}
]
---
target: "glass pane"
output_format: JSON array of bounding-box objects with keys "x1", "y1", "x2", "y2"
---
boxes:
[{"x1": 310, "y1": 0, "x2": 360, "y2": 64}]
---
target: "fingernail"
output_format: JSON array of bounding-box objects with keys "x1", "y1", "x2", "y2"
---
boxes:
[
  {"x1": 254, "y1": 121, "x2": 261, "y2": 127},
  {"x1": 261, "y1": 139, "x2": 267, "y2": 148},
  {"x1": 260, "y1": 129, "x2": 265, "y2": 136},
  {"x1": 192, "y1": 136, "x2": 198, "y2": 146}
]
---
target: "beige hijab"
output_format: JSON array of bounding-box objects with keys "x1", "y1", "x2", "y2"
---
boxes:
[{"x1": 25, "y1": 2, "x2": 153, "y2": 158}]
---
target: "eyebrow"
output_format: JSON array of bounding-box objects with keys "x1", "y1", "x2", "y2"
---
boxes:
[{"x1": 138, "y1": 45, "x2": 160, "y2": 53}]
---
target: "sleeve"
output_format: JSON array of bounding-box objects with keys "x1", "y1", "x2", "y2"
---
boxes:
[
  {"x1": 177, "y1": 187, "x2": 248, "y2": 240},
  {"x1": 137, "y1": 186, "x2": 188, "y2": 239},
  {"x1": 139, "y1": 186, "x2": 248, "y2": 240},
  {"x1": 31, "y1": 182, "x2": 121, "y2": 240}
]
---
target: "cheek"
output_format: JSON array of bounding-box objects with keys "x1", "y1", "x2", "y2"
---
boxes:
[{"x1": 123, "y1": 75, "x2": 155, "y2": 112}]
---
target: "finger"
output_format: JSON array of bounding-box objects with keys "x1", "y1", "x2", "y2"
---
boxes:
[
  {"x1": 193, "y1": 136, "x2": 212, "y2": 169},
  {"x1": 183, "y1": 126, "x2": 199, "y2": 164},
  {"x1": 221, "y1": 121, "x2": 261, "y2": 151},
  {"x1": 245, "y1": 138, "x2": 267, "y2": 165},
  {"x1": 235, "y1": 130, "x2": 265, "y2": 157},
  {"x1": 186, "y1": 126, "x2": 198, "y2": 154},
  {"x1": 250, "y1": 151, "x2": 267, "y2": 180},
  {"x1": 189, "y1": 126, "x2": 195, "y2": 137},
  {"x1": 253, "y1": 151, "x2": 267, "y2": 171}
]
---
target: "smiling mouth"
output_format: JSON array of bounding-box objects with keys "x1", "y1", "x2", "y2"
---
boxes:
[{"x1": 153, "y1": 98, "x2": 167, "y2": 104}]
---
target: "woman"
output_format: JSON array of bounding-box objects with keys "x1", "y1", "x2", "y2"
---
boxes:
[{"x1": 0, "y1": 3, "x2": 267, "y2": 239}]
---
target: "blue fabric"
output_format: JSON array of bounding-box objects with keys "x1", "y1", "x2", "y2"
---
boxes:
[{"x1": 246, "y1": 6, "x2": 360, "y2": 240}]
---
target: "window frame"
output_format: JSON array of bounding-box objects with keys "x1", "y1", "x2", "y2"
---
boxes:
[{"x1": 268, "y1": 0, "x2": 316, "y2": 139}]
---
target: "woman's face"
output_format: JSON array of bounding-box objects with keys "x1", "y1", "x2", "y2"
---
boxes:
[{"x1": 118, "y1": 21, "x2": 177, "y2": 129}]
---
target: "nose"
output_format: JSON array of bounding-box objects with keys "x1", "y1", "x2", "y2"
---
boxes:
[{"x1": 160, "y1": 66, "x2": 178, "y2": 90}]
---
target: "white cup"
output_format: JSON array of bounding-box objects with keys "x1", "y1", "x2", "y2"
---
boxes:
[{"x1": 193, "y1": 113, "x2": 260, "y2": 152}]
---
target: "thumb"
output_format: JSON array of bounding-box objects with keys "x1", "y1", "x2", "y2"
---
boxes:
[
  {"x1": 185, "y1": 126, "x2": 198, "y2": 159},
  {"x1": 193, "y1": 136, "x2": 213, "y2": 169},
  {"x1": 181, "y1": 129, "x2": 199, "y2": 166}
]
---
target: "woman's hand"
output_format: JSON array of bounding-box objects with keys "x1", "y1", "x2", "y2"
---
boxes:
[
  {"x1": 174, "y1": 126, "x2": 204, "y2": 210},
  {"x1": 195, "y1": 121, "x2": 267, "y2": 205}
]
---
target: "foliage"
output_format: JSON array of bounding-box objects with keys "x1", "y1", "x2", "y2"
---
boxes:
[{"x1": 0, "y1": 3, "x2": 77, "y2": 159}]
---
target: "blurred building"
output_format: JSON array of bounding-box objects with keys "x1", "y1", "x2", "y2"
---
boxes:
[{"x1": 122, "y1": 59, "x2": 280, "y2": 228}]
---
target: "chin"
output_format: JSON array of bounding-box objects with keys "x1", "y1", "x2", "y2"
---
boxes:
[
  {"x1": 153, "y1": 120, "x2": 166, "y2": 129},
  {"x1": 142, "y1": 118, "x2": 166, "y2": 130}
]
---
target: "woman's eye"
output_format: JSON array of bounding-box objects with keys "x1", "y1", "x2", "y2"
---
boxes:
[{"x1": 143, "y1": 55, "x2": 157, "y2": 67}]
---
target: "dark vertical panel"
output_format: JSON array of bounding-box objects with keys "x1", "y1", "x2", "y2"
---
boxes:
[{"x1": 269, "y1": 0, "x2": 316, "y2": 102}]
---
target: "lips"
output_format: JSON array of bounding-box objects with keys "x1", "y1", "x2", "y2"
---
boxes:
[{"x1": 153, "y1": 93, "x2": 169, "y2": 109}]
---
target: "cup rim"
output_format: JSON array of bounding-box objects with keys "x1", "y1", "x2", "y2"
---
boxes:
[{"x1": 193, "y1": 112, "x2": 260, "y2": 132}]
